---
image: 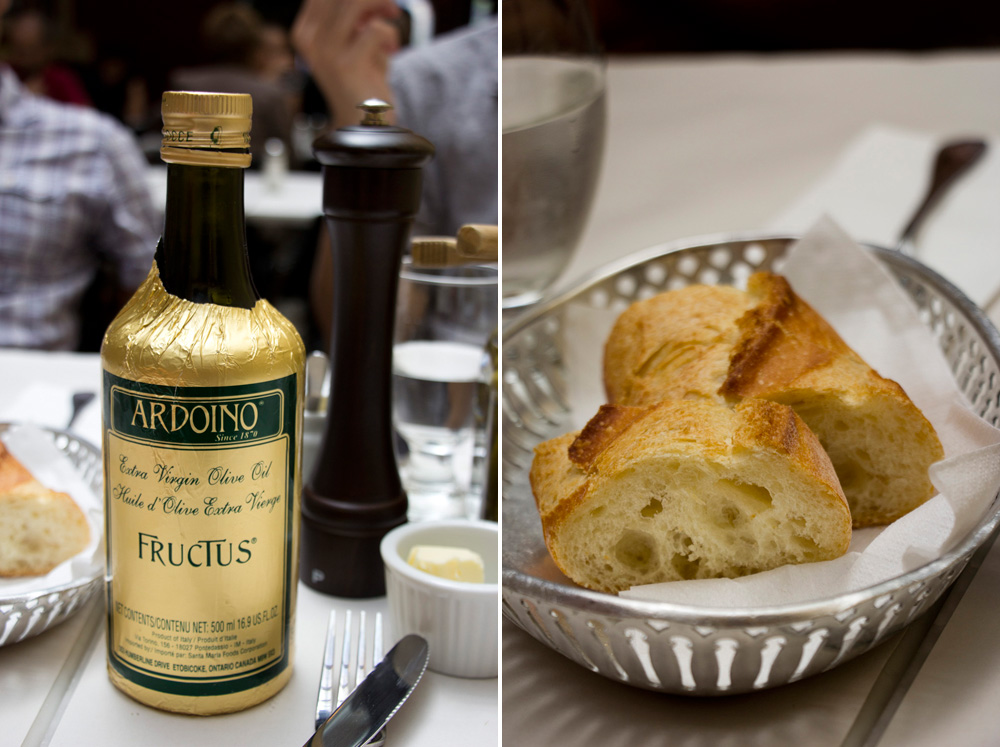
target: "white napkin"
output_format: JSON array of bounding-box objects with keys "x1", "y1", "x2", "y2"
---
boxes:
[
  {"x1": 769, "y1": 124, "x2": 1000, "y2": 310},
  {"x1": 607, "y1": 217, "x2": 1000, "y2": 608},
  {"x1": 0, "y1": 423, "x2": 104, "y2": 597}
]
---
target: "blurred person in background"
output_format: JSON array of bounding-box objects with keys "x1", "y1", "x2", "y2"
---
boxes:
[
  {"x1": 257, "y1": 19, "x2": 306, "y2": 134},
  {"x1": 84, "y1": 41, "x2": 153, "y2": 135},
  {"x1": 389, "y1": 5, "x2": 497, "y2": 237},
  {"x1": 170, "y1": 2, "x2": 299, "y2": 167},
  {"x1": 258, "y1": 19, "x2": 299, "y2": 85},
  {"x1": 2, "y1": 6, "x2": 91, "y2": 106},
  {"x1": 0, "y1": 0, "x2": 159, "y2": 351},
  {"x1": 293, "y1": 0, "x2": 497, "y2": 235},
  {"x1": 292, "y1": 0, "x2": 498, "y2": 344},
  {"x1": 293, "y1": 0, "x2": 400, "y2": 131}
]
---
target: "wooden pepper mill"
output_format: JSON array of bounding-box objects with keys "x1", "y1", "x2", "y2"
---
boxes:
[{"x1": 300, "y1": 99, "x2": 434, "y2": 597}]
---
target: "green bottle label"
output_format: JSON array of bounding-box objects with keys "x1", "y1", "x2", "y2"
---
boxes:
[{"x1": 103, "y1": 370, "x2": 298, "y2": 697}]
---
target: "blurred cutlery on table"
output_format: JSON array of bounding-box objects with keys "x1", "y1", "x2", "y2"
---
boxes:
[
  {"x1": 770, "y1": 125, "x2": 999, "y2": 316},
  {"x1": 67, "y1": 391, "x2": 95, "y2": 430},
  {"x1": 896, "y1": 138, "x2": 988, "y2": 255}
]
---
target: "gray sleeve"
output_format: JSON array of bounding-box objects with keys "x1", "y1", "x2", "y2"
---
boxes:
[{"x1": 389, "y1": 23, "x2": 499, "y2": 239}]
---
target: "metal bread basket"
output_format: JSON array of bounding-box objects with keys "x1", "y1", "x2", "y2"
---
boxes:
[
  {"x1": 501, "y1": 233, "x2": 1000, "y2": 695},
  {"x1": 0, "y1": 425, "x2": 103, "y2": 647}
]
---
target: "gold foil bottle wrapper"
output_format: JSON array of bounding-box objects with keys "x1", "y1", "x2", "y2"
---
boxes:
[
  {"x1": 103, "y1": 263, "x2": 305, "y2": 388},
  {"x1": 160, "y1": 91, "x2": 253, "y2": 169}
]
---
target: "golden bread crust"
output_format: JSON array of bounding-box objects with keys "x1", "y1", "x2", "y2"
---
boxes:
[
  {"x1": 603, "y1": 272, "x2": 944, "y2": 527},
  {"x1": 723, "y1": 273, "x2": 843, "y2": 397},
  {"x1": 603, "y1": 283, "x2": 748, "y2": 406}
]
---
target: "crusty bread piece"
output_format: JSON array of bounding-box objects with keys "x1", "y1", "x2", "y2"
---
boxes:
[
  {"x1": 529, "y1": 399, "x2": 852, "y2": 593},
  {"x1": 603, "y1": 272, "x2": 944, "y2": 527},
  {"x1": 0, "y1": 442, "x2": 90, "y2": 577}
]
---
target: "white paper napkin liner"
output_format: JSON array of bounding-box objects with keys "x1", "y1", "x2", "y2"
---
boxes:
[
  {"x1": 0, "y1": 423, "x2": 104, "y2": 597},
  {"x1": 552, "y1": 216, "x2": 1000, "y2": 607}
]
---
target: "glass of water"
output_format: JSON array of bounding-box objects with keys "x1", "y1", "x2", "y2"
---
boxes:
[
  {"x1": 392, "y1": 259, "x2": 498, "y2": 521},
  {"x1": 502, "y1": 0, "x2": 607, "y2": 311}
]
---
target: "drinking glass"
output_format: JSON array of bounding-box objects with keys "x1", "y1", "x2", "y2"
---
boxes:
[
  {"x1": 502, "y1": 0, "x2": 607, "y2": 310},
  {"x1": 392, "y1": 259, "x2": 498, "y2": 521}
]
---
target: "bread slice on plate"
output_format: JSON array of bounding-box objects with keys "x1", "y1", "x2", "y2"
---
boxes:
[
  {"x1": 0, "y1": 442, "x2": 90, "y2": 578},
  {"x1": 529, "y1": 398, "x2": 852, "y2": 594},
  {"x1": 603, "y1": 271, "x2": 944, "y2": 527}
]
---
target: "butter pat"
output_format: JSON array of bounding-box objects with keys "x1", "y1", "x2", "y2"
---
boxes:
[{"x1": 407, "y1": 545, "x2": 485, "y2": 583}]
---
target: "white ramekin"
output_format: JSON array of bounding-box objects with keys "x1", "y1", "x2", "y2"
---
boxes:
[{"x1": 380, "y1": 519, "x2": 498, "y2": 678}]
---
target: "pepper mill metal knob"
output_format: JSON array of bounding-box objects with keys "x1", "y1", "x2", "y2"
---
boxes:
[
  {"x1": 358, "y1": 98, "x2": 393, "y2": 125},
  {"x1": 300, "y1": 101, "x2": 434, "y2": 598}
]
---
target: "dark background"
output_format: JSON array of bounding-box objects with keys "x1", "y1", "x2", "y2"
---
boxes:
[
  {"x1": 5, "y1": 0, "x2": 488, "y2": 128},
  {"x1": 10, "y1": 0, "x2": 1000, "y2": 130},
  {"x1": 587, "y1": 0, "x2": 1000, "y2": 54}
]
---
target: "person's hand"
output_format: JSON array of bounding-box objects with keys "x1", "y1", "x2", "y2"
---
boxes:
[{"x1": 292, "y1": 0, "x2": 401, "y2": 129}]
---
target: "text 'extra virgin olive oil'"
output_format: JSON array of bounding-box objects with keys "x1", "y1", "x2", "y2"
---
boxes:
[{"x1": 100, "y1": 91, "x2": 305, "y2": 715}]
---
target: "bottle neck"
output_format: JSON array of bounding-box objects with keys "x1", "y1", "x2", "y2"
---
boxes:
[{"x1": 156, "y1": 163, "x2": 258, "y2": 308}]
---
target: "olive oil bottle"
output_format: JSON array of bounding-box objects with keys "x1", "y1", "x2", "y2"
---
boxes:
[{"x1": 100, "y1": 92, "x2": 305, "y2": 714}]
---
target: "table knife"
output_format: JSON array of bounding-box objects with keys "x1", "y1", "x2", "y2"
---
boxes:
[{"x1": 303, "y1": 634, "x2": 429, "y2": 747}]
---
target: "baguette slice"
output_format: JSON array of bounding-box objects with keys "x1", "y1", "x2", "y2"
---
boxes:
[
  {"x1": 0, "y1": 442, "x2": 90, "y2": 577},
  {"x1": 603, "y1": 272, "x2": 944, "y2": 527},
  {"x1": 529, "y1": 399, "x2": 851, "y2": 593}
]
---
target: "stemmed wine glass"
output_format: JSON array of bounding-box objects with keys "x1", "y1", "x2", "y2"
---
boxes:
[{"x1": 502, "y1": 0, "x2": 607, "y2": 312}]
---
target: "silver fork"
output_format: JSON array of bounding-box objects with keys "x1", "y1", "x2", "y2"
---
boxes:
[{"x1": 316, "y1": 609, "x2": 386, "y2": 745}]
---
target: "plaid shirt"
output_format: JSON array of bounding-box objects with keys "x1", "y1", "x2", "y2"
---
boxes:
[{"x1": 0, "y1": 66, "x2": 159, "y2": 350}]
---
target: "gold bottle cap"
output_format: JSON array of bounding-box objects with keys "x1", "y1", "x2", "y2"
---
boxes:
[{"x1": 160, "y1": 91, "x2": 253, "y2": 168}]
